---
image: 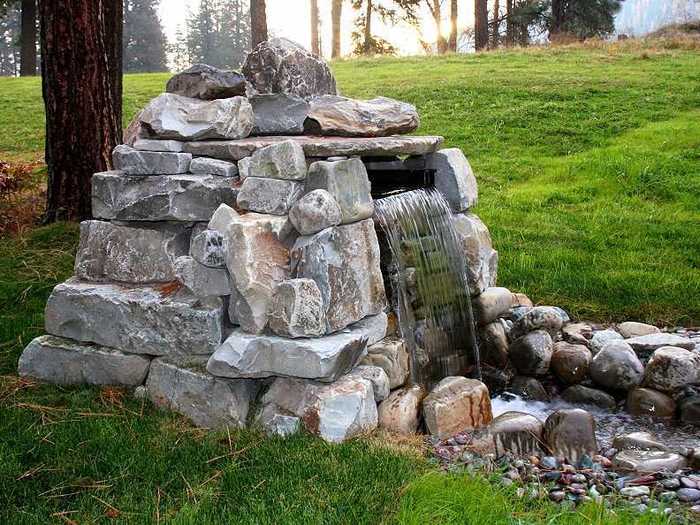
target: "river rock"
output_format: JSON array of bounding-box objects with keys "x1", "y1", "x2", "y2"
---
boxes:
[
  {"x1": 589, "y1": 329, "x2": 623, "y2": 354},
  {"x1": 242, "y1": 37, "x2": 337, "y2": 99},
  {"x1": 92, "y1": 171, "x2": 238, "y2": 222},
  {"x1": 509, "y1": 330, "x2": 553, "y2": 376},
  {"x1": 291, "y1": 219, "x2": 386, "y2": 333},
  {"x1": 589, "y1": 341, "x2": 644, "y2": 391},
  {"x1": 625, "y1": 333, "x2": 696, "y2": 355},
  {"x1": 550, "y1": 342, "x2": 592, "y2": 384},
  {"x1": 378, "y1": 385, "x2": 425, "y2": 435},
  {"x1": 480, "y1": 320, "x2": 509, "y2": 367},
  {"x1": 190, "y1": 229, "x2": 226, "y2": 268},
  {"x1": 452, "y1": 212, "x2": 498, "y2": 295},
  {"x1": 510, "y1": 376, "x2": 549, "y2": 401},
  {"x1": 250, "y1": 93, "x2": 310, "y2": 135},
  {"x1": 140, "y1": 93, "x2": 253, "y2": 140},
  {"x1": 174, "y1": 256, "x2": 231, "y2": 298},
  {"x1": 305, "y1": 158, "x2": 373, "y2": 224},
  {"x1": 268, "y1": 278, "x2": 325, "y2": 338},
  {"x1": 350, "y1": 365, "x2": 390, "y2": 402},
  {"x1": 626, "y1": 388, "x2": 676, "y2": 418},
  {"x1": 613, "y1": 450, "x2": 688, "y2": 474},
  {"x1": 249, "y1": 139, "x2": 307, "y2": 180},
  {"x1": 189, "y1": 157, "x2": 238, "y2": 177},
  {"x1": 510, "y1": 306, "x2": 565, "y2": 340},
  {"x1": 425, "y1": 148, "x2": 478, "y2": 212},
  {"x1": 18, "y1": 335, "x2": 150, "y2": 386},
  {"x1": 361, "y1": 338, "x2": 410, "y2": 389},
  {"x1": 237, "y1": 176, "x2": 304, "y2": 215},
  {"x1": 166, "y1": 64, "x2": 247, "y2": 100},
  {"x1": 612, "y1": 432, "x2": 668, "y2": 452},
  {"x1": 133, "y1": 139, "x2": 184, "y2": 152},
  {"x1": 642, "y1": 346, "x2": 700, "y2": 392},
  {"x1": 489, "y1": 411, "x2": 544, "y2": 457},
  {"x1": 473, "y1": 287, "x2": 513, "y2": 325},
  {"x1": 543, "y1": 409, "x2": 598, "y2": 465},
  {"x1": 44, "y1": 278, "x2": 224, "y2": 357},
  {"x1": 680, "y1": 396, "x2": 700, "y2": 425},
  {"x1": 561, "y1": 385, "x2": 616, "y2": 410},
  {"x1": 423, "y1": 377, "x2": 493, "y2": 439},
  {"x1": 304, "y1": 95, "x2": 419, "y2": 137},
  {"x1": 562, "y1": 322, "x2": 594, "y2": 345},
  {"x1": 617, "y1": 322, "x2": 660, "y2": 339},
  {"x1": 146, "y1": 359, "x2": 257, "y2": 429},
  {"x1": 288, "y1": 189, "x2": 342, "y2": 235},
  {"x1": 112, "y1": 145, "x2": 192, "y2": 175}
]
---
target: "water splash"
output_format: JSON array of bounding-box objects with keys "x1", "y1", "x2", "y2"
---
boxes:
[{"x1": 374, "y1": 188, "x2": 480, "y2": 387}]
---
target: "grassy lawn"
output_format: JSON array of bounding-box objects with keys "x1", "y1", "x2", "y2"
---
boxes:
[{"x1": 1, "y1": 42, "x2": 699, "y2": 523}]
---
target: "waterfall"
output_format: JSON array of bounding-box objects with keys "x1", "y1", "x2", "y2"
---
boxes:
[{"x1": 374, "y1": 188, "x2": 480, "y2": 388}]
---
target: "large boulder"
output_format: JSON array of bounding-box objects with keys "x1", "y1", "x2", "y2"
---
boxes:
[
  {"x1": 361, "y1": 338, "x2": 410, "y2": 389},
  {"x1": 349, "y1": 365, "x2": 390, "y2": 402},
  {"x1": 510, "y1": 306, "x2": 565, "y2": 340},
  {"x1": 479, "y1": 320, "x2": 509, "y2": 368},
  {"x1": 250, "y1": 93, "x2": 310, "y2": 135},
  {"x1": 243, "y1": 38, "x2": 337, "y2": 99},
  {"x1": 543, "y1": 409, "x2": 598, "y2": 466},
  {"x1": 304, "y1": 95, "x2": 419, "y2": 137},
  {"x1": 166, "y1": 64, "x2": 247, "y2": 100},
  {"x1": 140, "y1": 93, "x2": 253, "y2": 140},
  {"x1": 472, "y1": 287, "x2": 513, "y2": 325},
  {"x1": 489, "y1": 411, "x2": 544, "y2": 457},
  {"x1": 452, "y1": 213, "x2": 498, "y2": 295},
  {"x1": 642, "y1": 346, "x2": 700, "y2": 393},
  {"x1": 589, "y1": 340, "x2": 644, "y2": 391},
  {"x1": 588, "y1": 329, "x2": 623, "y2": 354},
  {"x1": 291, "y1": 219, "x2": 386, "y2": 333},
  {"x1": 288, "y1": 189, "x2": 342, "y2": 235},
  {"x1": 236, "y1": 177, "x2": 305, "y2": 215},
  {"x1": 626, "y1": 387, "x2": 676, "y2": 419},
  {"x1": 423, "y1": 376, "x2": 493, "y2": 439},
  {"x1": 550, "y1": 341, "x2": 591, "y2": 385},
  {"x1": 425, "y1": 148, "x2": 478, "y2": 212},
  {"x1": 378, "y1": 385, "x2": 425, "y2": 435},
  {"x1": 112, "y1": 145, "x2": 191, "y2": 175},
  {"x1": 268, "y1": 278, "x2": 326, "y2": 338},
  {"x1": 248, "y1": 139, "x2": 308, "y2": 180},
  {"x1": 508, "y1": 330, "x2": 553, "y2": 376}
]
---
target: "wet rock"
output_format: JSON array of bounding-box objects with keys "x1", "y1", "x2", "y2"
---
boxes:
[
  {"x1": 268, "y1": 278, "x2": 325, "y2": 338},
  {"x1": 288, "y1": 189, "x2": 342, "y2": 235},
  {"x1": 249, "y1": 139, "x2": 307, "y2": 180},
  {"x1": 562, "y1": 322, "x2": 594, "y2": 345},
  {"x1": 166, "y1": 64, "x2": 247, "y2": 100},
  {"x1": 617, "y1": 322, "x2": 659, "y2": 339},
  {"x1": 589, "y1": 341, "x2": 644, "y2": 391},
  {"x1": 291, "y1": 219, "x2": 386, "y2": 333},
  {"x1": 510, "y1": 376, "x2": 549, "y2": 401},
  {"x1": 550, "y1": 342, "x2": 591, "y2": 384},
  {"x1": 18, "y1": 335, "x2": 150, "y2": 386},
  {"x1": 425, "y1": 148, "x2": 478, "y2": 212},
  {"x1": 625, "y1": 333, "x2": 695, "y2": 355},
  {"x1": 133, "y1": 138, "x2": 184, "y2": 152},
  {"x1": 190, "y1": 229, "x2": 226, "y2": 268},
  {"x1": 489, "y1": 411, "x2": 544, "y2": 457},
  {"x1": 250, "y1": 93, "x2": 310, "y2": 135},
  {"x1": 473, "y1": 287, "x2": 513, "y2": 325},
  {"x1": 642, "y1": 346, "x2": 700, "y2": 393},
  {"x1": 350, "y1": 365, "x2": 390, "y2": 402},
  {"x1": 612, "y1": 432, "x2": 668, "y2": 452},
  {"x1": 481, "y1": 364, "x2": 515, "y2": 395},
  {"x1": 480, "y1": 320, "x2": 510, "y2": 367},
  {"x1": 237, "y1": 176, "x2": 304, "y2": 215},
  {"x1": 561, "y1": 385, "x2": 616, "y2": 410},
  {"x1": 305, "y1": 158, "x2": 373, "y2": 224},
  {"x1": 146, "y1": 359, "x2": 257, "y2": 429},
  {"x1": 626, "y1": 387, "x2": 676, "y2": 419},
  {"x1": 112, "y1": 144, "x2": 191, "y2": 175},
  {"x1": 543, "y1": 409, "x2": 598, "y2": 465},
  {"x1": 509, "y1": 330, "x2": 553, "y2": 376},
  {"x1": 378, "y1": 385, "x2": 425, "y2": 435},
  {"x1": 140, "y1": 93, "x2": 253, "y2": 140},
  {"x1": 452, "y1": 213, "x2": 498, "y2": 295},
  {"x1": 589, "y1": 329, "x2": 623, "y2": 354},
  {"x1": 304, "y1": 95, "x2": 419, "y2": 137},
  {"x1": 680, "y1": 396, "x2": 700, "y2": 425},
  {"x1": 174, "y1": 256, "x2": 231, "y2": 298},
  {"x1": 510, "y1": 306, "x2": 565, "y2": 340},
  {"x1": 243, "y1": 38, "x2": 337, "y2": 99},
  {"x1": 613, "y1": 450, "x2": 688, "y2": 473},
  {"x1": 423, "y1": 376, "x2": 493, "y2": 439},
  {"x1": 189, "y1": 157, "x2": 238, "y2": 177},
  {"x1": 361, "y1": 338, "x2": 410, "y2": 389}
]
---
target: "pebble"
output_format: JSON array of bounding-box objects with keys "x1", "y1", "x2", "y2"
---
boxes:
[{"x1": 549, "y1": 490, "x2": 566, "y2": 502}]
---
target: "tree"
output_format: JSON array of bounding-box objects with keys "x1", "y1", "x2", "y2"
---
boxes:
[
  {"x1": 250, "y1": 0, "x2": 267, "y2": 47},
  {"x1": 547, "y1": 0, "x2": 624, "y2": 40},
  {"x1": 332, "y1": 0, "x2": 342, "y2": 58},
  {"x1": 39, "y1": 0, "x2": 122, "y2": 222},
  {"x1": 0, "y1": 4, "x2": 19, "y2": 76},
  {"x1": 310, "y1": 0, "x2": 320, "y2": 55},
  {"x1": 474, "y1": 0, "x2": 488, "y2": 50},
  {"x1": 19, "y1": 0, "x2": 35, "y2": 75},
  {"x1": 505, "y1": 0, "x2": 514, "y2": 45},
  {"x1": 351, "y1": 0, "x2": 419, "y2": 55},
  {"x1": 123, "y1": 0, "x2": 167, "y2": 73},
  {"x1": 490, "y1": 0, "x2": 500, "y2": 48},
  {"x1": 425, "y1": 0, "x2": 447, "y2": 53},
  {"x1": 447, "y1": 0, "x2": 457, "y2": 52}
]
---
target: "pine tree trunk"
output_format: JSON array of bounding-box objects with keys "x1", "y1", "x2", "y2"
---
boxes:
[
  {"x1": 332, "y1": 0, "x2": 342, "y2": 58},
  {"x1": 363, "y1": 0, "x2": 372, "y2": 55},
  {"x1": 39, "y1": 0, "x2": 122, "y2": 223},
  {"x1": 310, "y1": 0, "x2": 320, "y2": 56},
  {"x1": 250, "y1": 0, "x2": 267, "y2": 48},
  {"x1": 448, "y1": 0, "x2": 458, "y2": 52},
  {"x1": 19, "y1": 0, "x2": 37, "y2": 76},
  {"x1": 474, "y1": 0, "x2": 488, "y2": 51},
  {"x1": 505, "y1": 0, "x2": 514, "y2": 46},
  {"x1": 490, "y1": 0, "x2": 499, "y2": 48}
]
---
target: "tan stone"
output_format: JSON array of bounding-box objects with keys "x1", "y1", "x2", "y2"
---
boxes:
[
  {"x1": 378, "y1": 385, "x2": 425, "y2": 435},
  {"x1": 423, "y1": 376, "x2": 493, "y2": 439}
]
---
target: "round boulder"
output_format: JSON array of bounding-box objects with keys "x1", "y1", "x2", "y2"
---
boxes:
[
  {"x1": 510, "y1": 306, "x2": 565, "y2": 340},
  {"x1": 550, "y1": 341, "x2": 591, "y2": 384},
  {"x1": 642, "y1": 346, "x2": 700, "y2": 393},
  {"x1": 561, "y1": 384, "x2": 616, "y2": 411},
  {"x1": 588, "y1": 329, "x2": 623, "y2": 355},
  {"x1": 543, "y1": 409, "x2": 598, "y2": 466},
  {"x1": 617, "y1": 321, "x2": 659, "y2": 339},
  {"x1": 288, "y1": 189, "x2": 342, "y2": 235},
  {"x1": 377, "y1": 385, "x2": 425, "y2": 435},
  {"x1": 489, "y1": 411, "x2": 544, "y2": 457},
  {"x1": 166, "y1": 63, "x2": 247, "y2": 100},
  {"x1": 423, "y1": 377, "x2": 493, "y2": 439},
  {"x1": 508, "y1": 330, "x2": 553, "y2": 376},
  {"x1": 473, "y1": 287, "x2": 513, "y2": 325},
  {"x1": 510, "y1": 375, "x2": 549, "y2": 401},
  {"x1": 626, "y1": 387, "x2": 676, "y2": 419},
  {"x1": 479, "y1": 320, "x2": 509, "y2": 367},
  {"x1": 589, "y1": 340, "x2": 643, "y2": 391}
]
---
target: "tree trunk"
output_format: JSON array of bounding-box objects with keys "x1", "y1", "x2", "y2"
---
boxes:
[
  {"x1": 39, "y1": 0, "x2": 122, "y2": 223},
  {"x1": 331, "y1": 0, "x2": 342, "y2": 58},
  {"x1": 310, "y1": 0, "x2": 320, "y2": 56},
  {"x1": 550, "y1": 0, "x2": 564, "y2": 38},
  {"x1": 505, "y1": 0, "x2": 514, "y2": 46},
  {"x1": 363, "y1": 0, "x2": 372, "y2": 55},
  {"x1": 430, "y1": 0, "x2": 447, "y2": 54},
  {"x1": 448, "y1": 0, "x2": 458, "y2": 52},
  {"x1": 20, "y1": 0, "x2": 37, "y2": 76},
  {"x1": 474, "y1": 0, "x2": 488, "y2": 51},
  {"x1": 490, "y1": 0, "x2": 499, "y2": 48},
  {"x1": 250, "y1": 0, "x2": 267, "y2": 48}
]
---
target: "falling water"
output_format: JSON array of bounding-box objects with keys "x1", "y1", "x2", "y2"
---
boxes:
[{"x1": 374, "y1": 188, "x2": 480, "y2": 388}]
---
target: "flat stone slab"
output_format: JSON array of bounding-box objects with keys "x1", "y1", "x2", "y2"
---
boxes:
[
  {"x1": 19, "y1": 335, "x2": 150, "y2": 386},
  {"x1": 45, "y1": 278, "x2": 224, "y2": 357},
  {"x1": 183, "y1": 135, "x2": 444, "y2": 161},
  {"x1": 207, "y1": 312, "x2": 388, "y2": 382}
]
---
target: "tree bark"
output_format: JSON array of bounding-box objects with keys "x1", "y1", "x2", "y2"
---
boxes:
[
  {"x1": 550, "y1": 0, "x2": 564, "y2": 38},
  {"x1": 310, "y1": 0, "x2": 320, "y2": 56},
  {"x1": 19, "y1": 0, "x2": 37, "y2": 76},
  {"x1": 363, "y1": 0, "x2": 372, "y2": 55},
  {"x1": 505, "y1": 0, "x2": 514, "y2": 46},
  {"x1": 490, "y1": 0, "x2": 499, "y2": 48},
  {"x1": 448, "y1": 0, "x2": 458, "y2": 52},
  {"x1": 474, "y1": 0, "x2": 488, "y2": 51},
  {"x1": 250, "y1": 0, "x2": 267, "y2": 48},
  {"x1": 331, "y1": 0, "x2": 342, "y2": 58},
  {"x1": 39, "y1": 0, "x2": 122, "y2": 222},
  {"x1": 426, "y1": 0, "x2": 447, "y2": 54}
]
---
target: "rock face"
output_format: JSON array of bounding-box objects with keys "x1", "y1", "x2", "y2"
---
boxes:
[
  {"x1": 146, "y1": 359, "x2": 257, "y2": 429},
  {"x1": 74, "y1": 221, "x2": 189, "y2": 283},
  {"x1": 378, "y1": 385, "x2": 425, "y2": 435},
  {"x1": 112, "y1": 145, "x2": 191, "y2": 175},
  {"x1": 174, "y1": 256, "x2": 231, "y2": 298},
  {"x1": 288, "y1": 189, "x2": 342, "y2": 235},
  {"x1": 166, "y1": 64, "x2": 247, "y2": 100},
  {"x1": 550, "y1": 342, "x2": 591, "y2": 385},
  {"x1": 249, "y1": 140, "x2": 308, "y2": 180},
  {"x1": 589, "y1": 341, "x2": 644, "y2": 391},
  {"x1": 423, "y1": 377, "x2": 493, "y2": 439},
  {"x1": 489, "y1": 411, "x2": 544, "y2": 457},
  {"x1": 625, "y1": 333, "x2": 696, "y2": 354},
  {"x1": 189, "y1": 157, "x2": 238, "y2": 177},
  {"x1": 250, "y1": 94, "x2": 310, "y2": 135},
  {"x1": 305, "y1": 159, "x2": 373, "y2": 224},
  {"x1": 19, "y1": 335, "x2": 150, "y2": 386},
  {"x1": 291, "y1": 219, "x2": 386, "y2": 333},
  {"x1": 92, "y1": 171, "x2": 237, "y2": 222},
  {"x1": 452, "y1": 213, "x2": 498, "y2": 295},
  {"x1": 509, "y1": 330, "x2": 553, "y2": 376},
  {"x1": 613, "y1": 450, "x2": 688, "y2": 474},
  {"x1": 140, "y1": 93, "x2": 253, "y2": 140},
  {"x1": 44, "y1": 278, "x2": 223, "y2": 357},
  {"x1": 561, "y1": 385, "x2": 616, "y2": 410},
  {"x1": 237, "y1": 177, "x2": 305, "y2": 215},
  {"x1": 473, "y1": 287, "x2": 513, "y2": 325},
  {"x1": 207, "y1": 312, "x2": 387, "y2": 382},
  {"x1": 243, "y1": 38, "x2": 337, "y2": 100},
  {"x1": 361, "y1": 338, "x2": 410, "y2": 389},
  {"x1": 426, "y1": 148, "x2": 478, "y2": 212},
  {"x1": 510, "y1": 306, "x2": 565, "y2": 340},
  {"x1": 304, "y1": 95, "x2": 419, "y2": 137},
  {"x1": 626, "y1": 387, "x2": 676, "y2": 418},
  {"x1": 268, "y1": 278, "x2": 325, "y2": 338},
  {"x1": 543, "y1": 409, "x2": 598, "y2": 465},
  {"x1": 190, "y1": 229, "x2": 226, "y2": 268},
  {"x1": 642, "y1": 346, "x2": 700, "y2": 392}
]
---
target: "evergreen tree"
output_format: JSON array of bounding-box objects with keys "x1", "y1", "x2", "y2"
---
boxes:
[
  {"x1": 547, "y1": 0, "x2": 625, "y2": 39},
  {"x1": 123, "y1": 0, "x2": 168, "y2": 72}
]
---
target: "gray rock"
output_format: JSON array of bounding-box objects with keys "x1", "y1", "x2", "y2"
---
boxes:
[
  {"x1": 423, "y1": 376, "x2": 493, "y2": 439},
  {"x1": 207, "y1": 203, "x2": 239, "y2": 233},
  {"x1": 543, "y1": 409, "x2": 598, "y2": 465},
  {"x1": 304, "y1": 95, "x2": 419, "y2": 137},
  {"x1": 589, "y1": 329, "x2": 624, "y2": 354},
  {"x1": 92, "y1": 171, "x2": 237, "y2": 222},
  {"x1": 242, "y1": 37, "x2": 337, "y2": 99},
  {"x1": 350, "y1": 365, "x2": 390, "y2": 402},
  {"x1": 288, "y1": 189, "x2": 341, "y2": 235},
  {"x1": 678, "y1": 488, "x2": 700, "y2": 503},
  {"x1": 589, "y1": 341, "x2": 644, "y2": 391},
  {"x1": 426, "y1": 148, "x2": 478, "y2": 212},
  {"x1": 268, "y1": 278, "x2": 325, "y2": 338},
  {"x1": 133, "y1": 139, "x2": 184, "y2": 152},
  {"x1": 510, "y1": 306, "x2": 565, "y2": 340},
  {"x1": 612, "y1": 432, "x2": 668, "y2": 452},
  {"x1": 361, "y1": 338, "x2": 410, "y2": 390},
  {"x1": 236, "y1": 176, "x2": 304, "y2": 215},
  {"x1": 452, "y1": 213, "x2": 498, "y2": 295},
  {"x1": 680, "y1": 396, "x2": 700, "y2": 426},
  {"x1": 489, "y1": 411, "x2": 544, "y2": 457},
  {"x1": 174, "y1": 256, "x2": 231, "y2": 297},
  {"x1": 249, "y1": 139, "x2": 307, "y2": 180},
  {"x1": 561, "y1": 385, "x2": 616, "y2": 410},
  {"x1": 237, "y1": 156, "x2": 251, "y2": 180},
  {"x1": 510, "y1": 376, "x2": 549, "y2": 401},
  {"x1": 378, "y1": 385, "x2": 425, "y2": 435},
  {"x1": 625, "y1": 333, "x2": 695, "y2": 354},
  {"x1": 166, "y1": 64, "x2": 247, "y2": 100},
  {"x1": 305, "y1": 158, "x2": 373, "y2": 224},
  {"x1": 613, "y1": 450, "x2": 688, "y2": 473},
  {"x1": 642, "y1": 346, "x2": 700, "y2": 392},
  {"x1": 45, "y1": 278, "x2": 223, "y2": 357},
  {"x1": 189, "y1": 157, "x2": 238, "y2": 177},
  {"x1": 208, "y1": 312, "x2": 387, "y2": 382},
  {"x1": 265, "y1": 414, "x2": 302, "y2": 437},
  {"x1": 74, "y1": 220, "x2": 189, "y2": 283},
  {"x1": 140, "y1": 93, "x2": 253, "y2": 140},
  {"x1": 550, "y1": 342, "x2": 592, "y2": 385},
  {"x1": 480, "y1": 320, "x2": 510, "y2": 367},
  {"x1": 250, "y1": 93, "x2": 309, "y2": 135},
  {"x1": 617, "y1": 322, "x2": 659, "y2": 339},
  {"x1": 509, "y1": 330, "x2": 553, "y2": 376},
  {"x1": 626, "y1": 387, "x2": 676, "y2": 419},
  {"x1": 146, "y1": 359, "x2": 257, "y2": 429},
  {"x1": 18, "y1": 335, "x2": 150, "y2": 386},
  {"x1": 620, "y1": 486, "x2": 650, "y2": 498},
  {"x1": 562, "y1": 322, "x2": 594, "y2": 345},
  {"x1": 112, "y1": 144, "x2": 191, "y2": 175},
  {"x1": 291, "y1": 219, "x2": 386, "y2": 333},
  {"x1": 473, "y1": 287, "x2": 513, "y2": 325},
  {"x1": 190, "y1": 229, "x2": 226, "y2": 268}
]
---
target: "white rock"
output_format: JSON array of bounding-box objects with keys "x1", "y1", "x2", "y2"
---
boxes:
[
  {"x1": 288, "y1": 189, "x2": 342, "y2": 235},
  {"x1": 189, "y1": 157, "x2": 238, "y2": 177},
  {"x1": 236, "y1": 176, "x2": 304, "y2": 215},
  {"x1": 589, "y1": 340, "x2": 644, "y2": 391},
  {"x1": 268, "y1": 278, "x2": 325, "y2": 338},
  {"x1": 589, "y1": 329, "x2": 624, "y2": 354},
  {"x1": 626, "y1": 333, "x2": 696, "y2": 354},
  {"x1": 174, "y1": 256, "x2": 231, "y2": 298},
  {"x1": 208, "y1": 203, "x2": 239, "y2": 233},
  {"x1": 305, "y1": 158, "x2": 373, "y2": 224},
  {"x1": 238, "y1": 156, "x2": 251, "y2": 180},
  {"x1": 112, "y1": 144, "x2": 192, "y2": 175},
  {"x1": 473, "y1": 287, "x2": 513, "y2": 325},
  {"x1": 426, "y1": 148, "x2": 478, "y2": 212},
  {"x1": 133, "y1": 139, "x2": 184, "y2": 152}
]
